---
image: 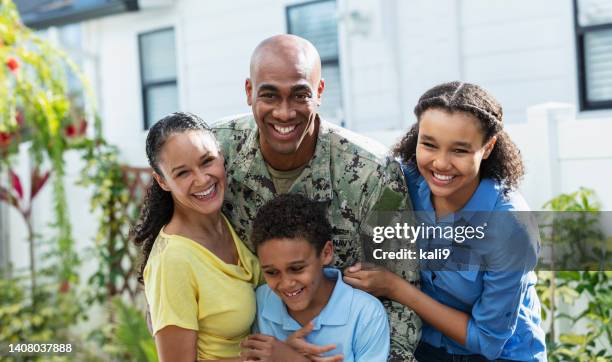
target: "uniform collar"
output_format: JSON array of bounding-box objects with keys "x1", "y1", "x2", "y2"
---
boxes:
[
  {"x1": 261, "y1": 267, "x2": 353, "y2": 331},
  {"x1": 232, "y1": 115, "x2": 333, "y2": 202}
]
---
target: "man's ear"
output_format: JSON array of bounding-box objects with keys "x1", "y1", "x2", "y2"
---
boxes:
[
  {"x1": 152, "y1": 172, "x2": 171, "y2": 192},
  {"x1": 316, "y1": 78, "x2": 325, "y2": 105},
  {"x1": 483, "y1": 135, "x2": 497, "y2": 159},
  {"x1": 245, "y1": 78, "x2": 253, "y2": 106},
  {"x1": 321, "y1": 240, "x2": 334, "y2": 265}
]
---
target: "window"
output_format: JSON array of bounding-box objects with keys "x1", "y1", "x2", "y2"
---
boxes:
[
  {"x1": 287, "y1": 0, "x2": 343, "y2": 124},
  {"x1": 575, "y1": 0, "x2": 612, "y2": 110},
  {"x1": 139, "y1": 27, "x2": 179, "y2": 129}
]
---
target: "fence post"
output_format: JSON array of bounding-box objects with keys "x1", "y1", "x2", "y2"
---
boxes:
[{"x1": 524, "y1": 103, "x2": 575, "y2": 209}]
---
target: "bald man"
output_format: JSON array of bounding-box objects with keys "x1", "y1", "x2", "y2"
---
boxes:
[{"x1": 213, "y1": 34, "x2": 420, "y2": 361}]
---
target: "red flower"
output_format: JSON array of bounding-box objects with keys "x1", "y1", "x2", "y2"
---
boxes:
[
  {"x1": 0, "y1": 132, "x2": 11, "y2": 144},
  {"x1": 65, "y1": 124, "x2": 76, "y2": 137},
  {"x1": 6, "y1": 58, "x2": 19, "y2": 72},
  {"x1": 31, "y1": 168, "x2": 51, "y2": 200},
  {"x1": 9, "y1": 169, "x2": 23, "y2": 200}
]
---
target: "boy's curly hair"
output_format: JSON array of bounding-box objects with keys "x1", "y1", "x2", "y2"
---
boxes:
[{"x1": 251, "y1": 194, "x2": 331, "y2": 254}]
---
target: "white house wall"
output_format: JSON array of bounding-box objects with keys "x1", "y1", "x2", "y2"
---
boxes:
[
  {"x1": 72, "y1": 0, "x2": 612, "y2": 208},
  {"x1": 81, "y1": 6, "x2": 176, "y2": 166},
  {"x1": 460, "y1": 0, "x2": 579, "y2": 123}
]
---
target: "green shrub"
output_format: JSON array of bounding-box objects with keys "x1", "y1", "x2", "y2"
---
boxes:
[{"x1": 537, "y1": 188, "x2": 611, "y2": 361}]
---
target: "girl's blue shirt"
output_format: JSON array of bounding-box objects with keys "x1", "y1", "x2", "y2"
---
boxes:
[{"x1": 402, "y1": 163, "x2": 546, "y2": 361}]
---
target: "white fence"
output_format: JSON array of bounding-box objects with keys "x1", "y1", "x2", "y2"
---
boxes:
[{"x1": 510, "y1": 103, "x2": 612, "y2": 211}]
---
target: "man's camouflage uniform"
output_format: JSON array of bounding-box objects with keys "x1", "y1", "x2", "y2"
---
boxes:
[{"x1": 213, "y1": 114, "x2": 421, "y2": 361}]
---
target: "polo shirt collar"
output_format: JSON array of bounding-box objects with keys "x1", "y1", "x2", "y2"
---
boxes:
[
  {"x1": 261, "y1": 267, "x2": 353, "y2": 332},
  {"x1": 315, "y1": 268, "x2": 353, "y2": 326}
]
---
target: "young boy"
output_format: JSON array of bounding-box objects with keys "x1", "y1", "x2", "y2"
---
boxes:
[{"x1": 248, "y1": 194, "x2": 390, "y2": 362}]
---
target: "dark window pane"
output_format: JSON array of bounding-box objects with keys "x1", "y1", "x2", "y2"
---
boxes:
[
  {"x1": 145, "y1": 84, "x2": 179, "y2": 129},
  {"x1": 577, "y1": 0, "x2": 612, "y2": 27},
  {"x1": 140, "y1": 27, "x2": 178, "y2": 129},
  {"x1": 320, "y1": 63, "x2": 343, "y2": 120},
  {"x1": 288, "y1": 0, "x2": 343, "y2": 123},
  {"x1": 288, "y1": 1, "x2": 338, "y2": 61},
  {"x1": 140, "y1": 29, "x2": 177, "y2": 83},
  {"x1": 585, "y1": 29, "x2": 612, "y2": 102}
]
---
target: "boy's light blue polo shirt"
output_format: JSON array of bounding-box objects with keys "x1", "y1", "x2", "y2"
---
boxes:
[{"x1": 255, "y1": 267, "x2": 390, "y2": 362}]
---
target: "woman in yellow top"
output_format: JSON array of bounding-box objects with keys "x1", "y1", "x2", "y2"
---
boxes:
[{"x1": 133, "y1": 112, "x2": 311, "y2": 361}]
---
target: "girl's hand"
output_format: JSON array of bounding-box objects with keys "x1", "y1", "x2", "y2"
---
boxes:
[{"x1": 343, "y1": 262, "x2": 401, "y2": 298}]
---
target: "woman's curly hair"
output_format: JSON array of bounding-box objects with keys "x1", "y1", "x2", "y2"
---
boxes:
[
  {"x1": 251, "y1": 194, "x2": 332, "y2": 255},
  {"x1": 392, "y1": 81, "x2": 524, "y2": 194},
  {"x1": 132, "y1": 112, "x2": 215, "y2": 284}
]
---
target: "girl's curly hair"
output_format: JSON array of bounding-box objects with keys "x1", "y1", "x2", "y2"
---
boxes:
[
  {"x1": 392, "y1": 81, "x2": 524, "y2": 194},
  {"x1": 132, "y1": 112, "x2": 215, "y2": 284}
]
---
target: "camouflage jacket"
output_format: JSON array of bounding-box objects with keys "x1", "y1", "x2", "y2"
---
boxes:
[{"x1": 213, "y1": 114, "x2": 421, "y2": 361}]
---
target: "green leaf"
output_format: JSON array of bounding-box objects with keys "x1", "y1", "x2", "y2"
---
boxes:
[
  {"x1": 559, "y1": 334, "x2": 586, "y2": 346},
  {"x1": 140, "y1": 340, "x2": 159, "y2": 362}
]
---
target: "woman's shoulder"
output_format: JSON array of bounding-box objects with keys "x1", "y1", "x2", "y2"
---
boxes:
[
  {"x1": 148, "y1": 231, "x2": 198, "y2": 264},
  {"x1": 143, "y1": 233, "x2": 199, "y2": 287}
]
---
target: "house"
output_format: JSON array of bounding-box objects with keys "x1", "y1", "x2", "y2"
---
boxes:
[{"x1": 2, "y1": 0, "x2": 611, "y2": 271}]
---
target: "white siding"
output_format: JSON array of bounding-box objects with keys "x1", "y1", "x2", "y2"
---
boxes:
[{"x1": 45, "y1": 0, "x2": 612, "y2": 213}]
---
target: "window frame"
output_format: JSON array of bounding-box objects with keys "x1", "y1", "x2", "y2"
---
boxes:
[
  {"x1": 138, "y1": 26, "x2": 178, "y2": 130},
  {"x1": 574, "y1": 0, "x2": 612, "y2": 111},
  {"x1": 285, "y1": 0, "x2": 343, "y2": 124}
]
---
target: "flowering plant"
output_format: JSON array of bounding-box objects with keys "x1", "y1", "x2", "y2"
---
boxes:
[{"x1": 0, "y1": 0, "x2": 100, "y2": 287}]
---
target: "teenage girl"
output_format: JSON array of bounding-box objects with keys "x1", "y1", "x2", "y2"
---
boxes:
[{"x1": 344, "y1": 82, "x2": 546, "y2": 361}]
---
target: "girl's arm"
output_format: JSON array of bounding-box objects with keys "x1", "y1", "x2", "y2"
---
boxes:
[
  {"x1": 344, "y1": 263, "x2": 533, "y2": 359},
  {"x1": 386, "y1": 272, "x2": 469, "y2": 345},
  {"x1": 343, "y1": 264, "x2": 468, "y2": 345}
]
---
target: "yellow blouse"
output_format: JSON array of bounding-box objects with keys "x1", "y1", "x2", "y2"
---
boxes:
[{"x1": 144, "y1": 216, "x2": 262, "y2": 360}]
